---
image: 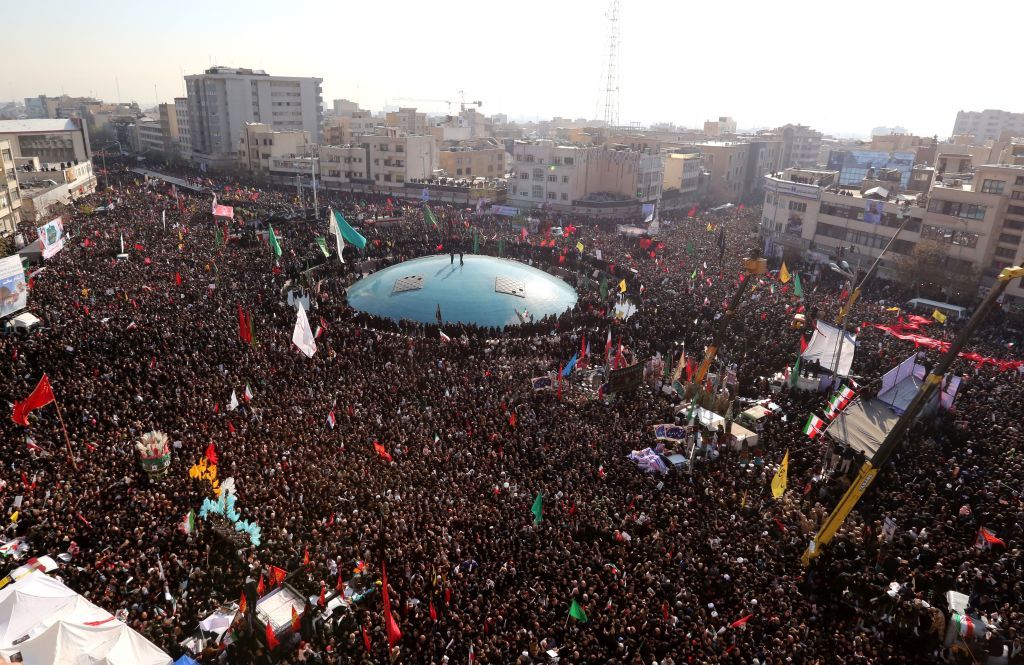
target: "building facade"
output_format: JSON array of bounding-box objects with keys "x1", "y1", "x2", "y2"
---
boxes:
[
  {"x1": 185, "y1": 67, "x2": 323, "y2": 170},
  {"x1": 0, "y1": 140, "x2": 22, "y2": 236},
  {"x1": 0, "y1": 118, "x2": 91, "y2": 164},
  {"x1": 17, "y1": 160, "x2": 96, "y2": 222},
  {"x1": 318, "y1": 127, "x2": 437, "y2": 189},
  {"x1": 761, "y1": 165, "x2": 1024, "y2": 305},
  {"x1": 775, "y1": 124, "x2": 823, "y2": 169},
  {"x1": 953, "y1": 109, "x2": 1024, "y2": 142},
  {"x1": 703, "y1": 117, "x2": 737, "y2": 137},
  {"x1": 173, "y1": 97, "x2": 191, "y2": 161},
  {"x1": 237, "y1": 123, "x2": 312, "y2": 175},
  {"x1": 662, "y1": 152, "x2": 703, "y2": 202},
  {"x1": 438, "y1": 140, "x2": 507, "y2": 178},
  {"x1": 385, "y1": 108, "x2": 428, "y2": 135},
  {"x1": 136, "y1": 120, "x2": 164, "y2": 156}
]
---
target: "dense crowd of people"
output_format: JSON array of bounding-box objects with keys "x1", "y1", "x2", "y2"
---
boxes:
[{"x1": 1, "y1": 158, "x2": 1022, "y2": 664}]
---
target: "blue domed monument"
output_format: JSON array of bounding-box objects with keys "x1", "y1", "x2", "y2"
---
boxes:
[{"x1": 346, "y1": 255, "x2": 578, "y2": 328}]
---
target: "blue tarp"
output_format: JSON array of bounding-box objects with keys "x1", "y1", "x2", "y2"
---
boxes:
[{"x1": 174, "y1": 655, "x2": 200, "y2": 665}]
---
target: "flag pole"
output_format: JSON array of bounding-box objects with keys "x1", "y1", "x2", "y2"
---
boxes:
[{"x1": 51, "y1": 397, "x2": 77, "y2": 470}]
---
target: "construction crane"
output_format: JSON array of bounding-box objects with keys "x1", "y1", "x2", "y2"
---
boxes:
[{"x1": 389, "y1": 93, "x2": 482, "y2": 113}]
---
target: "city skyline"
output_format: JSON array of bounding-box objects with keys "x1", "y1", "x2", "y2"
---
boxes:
[{"x1": 7, "y1": 0, "x2": 1022, "y2": 138}]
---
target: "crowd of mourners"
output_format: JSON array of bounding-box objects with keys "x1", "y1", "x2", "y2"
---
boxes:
[{"x1": 1, "y1": 156, "x2": 1023, "y2": 665}]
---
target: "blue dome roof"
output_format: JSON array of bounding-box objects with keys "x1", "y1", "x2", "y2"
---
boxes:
[{"x1": 346, "y1": 255, "x2": 578, "y2": 328}]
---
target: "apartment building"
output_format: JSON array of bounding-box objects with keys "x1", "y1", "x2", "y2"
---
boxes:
[
  {"x1": 323, "y1": 111, "x2": 378, "y2": 145},
  {"x1": 237, "y1": 123, "x2": 312, "y2": 174},
  {"x1": 662, "y1": 152, "x2": 703, "y2": 201},
  {"x1": 953, "y1": 109, "x2": 1024, "y2": 142},
  {"x1": 16, "y1": 160, "x2": 96, "y2": 222},
  {"x1": 174, "y1": 97, "x2": 191, "y2": 161},
  {"x1": 769, "y1": 124, "x2": 823, "y2": 169},
  {"x1": 704, "y1": 117, "x2": 737, "y2": 137},
  {"x1": 136, "y1": 120, "x2": 164, "y2": 155},
  {"x1": 438, "y1": 139, "x2": 506, "y2": 178},
  {"x1": 508, "y1": 140, "x2": 663, "y2": 215},
  {"x1": 385, "y1": 107, "x2": 428, "y2": 135},
  {"x1": 761, "y1": 165, "x2": 1024, "y2": 305},
  {"x1": 0, "y1": 140, "x2": 22, "y2": 236},
  {"x1": 185, "y1": 67, "x2": 323, "y2": 170},
  {"x1": 318, "y1": 127, "x2": 436, "y2": 190}
]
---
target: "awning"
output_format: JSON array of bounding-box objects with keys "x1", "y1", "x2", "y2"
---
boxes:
[{"x1": 801, "y1": 321, "x2": 856, "y2": 376}]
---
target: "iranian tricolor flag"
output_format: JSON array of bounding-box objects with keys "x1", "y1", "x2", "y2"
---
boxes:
[
  {"x1": 179, "y1": 510, "x2": 196, "y2": 535},
  {"x1": 836, "y1": 385, "x2": 856, "y2": 407},
  {"x1": 326, "y1": 410, "x2": 336, "y2": 430},
  {"x1": 244, "y1": 384, "x2": 254, "y2": 402},
  {"x1": 803, "y1": 414, "x2": 826, "y2": 439},
  {"x1": 975, "y1": 526, "x2": 1005, "y2": 550},
  {"x1": 824, "y1": 394, "x2": 843, "y2": 420},
  {"x1": 439, "y1": 330, "x2": 451, "y2": 343},
  {"x1": 954, "y1": 613, "x2": 978, "y2": 638}
]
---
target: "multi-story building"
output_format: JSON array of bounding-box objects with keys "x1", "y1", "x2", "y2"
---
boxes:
[
  {"x1": 0, "y1": 140, "x2": 22, "y2": 236},
  {"x1": 332, "y1": 99, "x2": 360, "y2": 117},
  {"x1": 771, "y1": 124, "x2": 823, "y2": 169},
  {"x1": 0, "y1": 118, "x2": 91, "y2": 164},
  {"x1": 953, "y1": 109, "x2": 1024, "y2": 142},
  {"x1": 662, "y1": 152, "x2": 703, "y2": 204},
  {"x1": 237, "y1": 123, "x2": 312, "y2": 175},
  {"x1": 16, "y1": 160, "x2": 96, "y2": 222},
  {"x1": 826, "y1": 150, "x2": 917, "y2": 189},
  {"x1": 323, "y1": 111, "x2": 378, "y2": 146},
  {"x1": 682, "y1": 142, "x2": 749, "y2": 203},
  {"x1": 703, "y1": 117, "x2": 737, "y2": 138},
  {"x1": 136, "y1": 119, "x2": 164, "y2": 156},
  {"x1": 761, "y1": 165, "x2": 1024, "y2": 305},
  {"x1": 185, "y1": 67, "x2": 323, "y2": 170},
  {"x1": 157, "y1": 103, "x2": 179, "y2": 158},
  {"x1": 438, "y1": 139, "x2": 507, "y2": 178},
  {"x1": 508, "y1": 140, "x2": 663, "y2": 216},
  {"x1": 173, "y1": 97, "x2": 191, "y2": 161},
  {"x1": 385, "y1": 107, "x2": 428, "y2": 135},
  {"x1": 318, "y1": 127, "x2": 436, "y2": 190}
]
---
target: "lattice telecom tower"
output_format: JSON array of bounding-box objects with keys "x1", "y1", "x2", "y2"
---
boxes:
[{"x1": 600, "y1": 0, "x2": 621, "y2": 128}]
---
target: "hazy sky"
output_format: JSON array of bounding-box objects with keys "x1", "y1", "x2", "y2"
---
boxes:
[{"x1": 8, "y1": 0, "x2": 1020, "y2": 138}]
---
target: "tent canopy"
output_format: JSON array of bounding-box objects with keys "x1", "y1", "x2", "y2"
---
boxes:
[
  {"x1": 801, "y1": 321, "x2": 856, "y2": 377},
  {"x1": 824, "y1": 399, "x2": 899, "y2": 462},
  {"x1": 0, "y1": 571, "x2": 76, "y2": 650},
  {"x1": 17, "y1": 619, "x2": 170, "y2": 665}
]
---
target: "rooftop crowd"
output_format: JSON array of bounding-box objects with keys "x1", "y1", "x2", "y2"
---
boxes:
[{"x1": 1, "y1": 158, "x2": 1022, "y2": 664}]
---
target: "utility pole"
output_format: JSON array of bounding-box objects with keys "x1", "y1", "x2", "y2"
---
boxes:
[{"x1": 803, "y1": 264, "x2": 1024, "y2": 566}]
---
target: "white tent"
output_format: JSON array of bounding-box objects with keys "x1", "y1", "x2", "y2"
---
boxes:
[
  {"x1": 0, "y1": 571, "x2": 77, "y2": 650},
  {"x1": 17, "y1": 619, "x2": 170, "y2": 665},
  {"x1": 801, "y1": 321, "x2": 856, "y2": 377}
]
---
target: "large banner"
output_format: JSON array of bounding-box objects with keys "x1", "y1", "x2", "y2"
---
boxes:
[
  {"x1": 608, "y1": 362, "x2": 644, "y2": 394},
  {"x1": 37, "y1": 217, "x2": 65, "y2": 259},
  {"x1": 0, "y1": 255, "x2": 28, "y2": 318}
]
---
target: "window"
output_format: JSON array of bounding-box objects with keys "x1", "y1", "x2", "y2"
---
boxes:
[
  {"x1": 1016, "y1": 176, "x2": 1024, "y2": 185},
  {"x1": 1011, "y1": 190, "x2": 1024, "y2": 200},
  {"x1": 926, "y1": 199, "x2": 987, "y2": 220},
  {"x1": 519, "y1": 173, "x2": 528, "y2": 180},
  {"x1": 1008, "y1": 205, "x2": 1024, "y2": 216},
  {"x1": 533, "y1": 169, "x2": 544, "y2": 180},
  {"x1": 994, "y1": 246, "x2": 1017, "y2": 259},
  {"x1": 532, "y1": 185, "x2": 543, "y2": 198},
  {"x1": 998, "y1": 232, "x2": 1021, "y2": 245},
  {"x1": 465, "y1": 168, "x2": 471, "y2": 175},
  {"x1": 981, "y1": 179, "x2": 1005, "y2": 194},
  {"x1": 562, "y1": 176, "x2": 569, "y2": 184},
  {"x1": 456, "y1": 168, "x2": 462, "y2": 175},
  {"x1": 1005, "y1": 218, "x2": 1024, "y2": 231},
  {"x1": 561, "y1": 193, "x2": 568, "y2": 201},
  {"x1": 547, "y1": 192, "x2": 556, "y2": 199},
  {"x1": 547, "y1": 174, "x2": 557, "y2": 182},
  {"x1": 563, "y1": 157, "x2": 574, "y2": 166},
  {"x1": 788, "y1": 201, "x2": 807, "y2": 213}
]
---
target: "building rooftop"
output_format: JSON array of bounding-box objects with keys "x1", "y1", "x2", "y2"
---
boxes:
[{"x1": 0, "y1": 119, "x2": 81, "y2": 134}]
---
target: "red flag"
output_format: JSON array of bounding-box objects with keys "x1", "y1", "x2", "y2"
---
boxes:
[
  {"x1": 265, "y1": 623, "x2": 279, "y2": 649},
  {"x1": 12, "y1": 375, "x2": 56, "y2": 426},
  {"x1": 238, "y1": 305, "x2": 251, "y2": 344},
  {"x1": 204, "y1": 442, "x2": 218, "y2": 466},
  {"x1": 444, "y1": 587, "x2": 451, "y2": 605},
  {"x1": 374, "y1": 441, "x2": 393, "y2": 462},
  {"x1": 174, "y1": 272, "x2": 182, "y2": 286},
  {"x1": 303, "y1": 549, "x2": 311, "y2": 567},
  {"x1": 730, "y1": 614, "x2": 753, "y2": 628},
  {"x1": 336, "y1": 572, "x2": 345, "y2": 592},
  {"x1": 381, "y1": 562, "x2": 402, "y2": 648},
  {"x1": 508, "y1": 411, "x2": 517, "y2": 428},
  {"x1": 238, "y1": 591, "x2": 248, "y2": 614},
  {"x1": 361, "y1": 625, "x2": 371, "y2": 652},
  {"x1": 227, "y1": 421, "x2": 236, "y2": 434},
  {"x1": 799, "y1": 335, "x2": 808, "y2": 354},
  {"x1": 270, "y1": 565, "x2": 287, "y2": 586},
  {"x1": 318, "y1": 583, "x2": 326, "y2": 608},
  {"x1": 430, "y1": 600, "x2": 438, "y2": 621},
  {"x1": 257, "y1": 575, "x2": 266, "y2": 595}
]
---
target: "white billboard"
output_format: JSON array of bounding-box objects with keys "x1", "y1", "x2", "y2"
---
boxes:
[
  {"x1": 37, "y1": 217, "x2": 65, "y2": 259},
  {"x1": 0, "y1": 255, "x2": 28, "y2": 318}
]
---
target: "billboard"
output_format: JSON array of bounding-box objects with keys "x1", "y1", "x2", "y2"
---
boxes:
[
  {"x1": 0, "y1": 255, "x2": 28, "y2": 318},
  {"x1": 863, "y1": 199, "x2": 884, "y2": 224},
  {"x1": 36, "y1": 217, "x2": 65, "y2": 259}
]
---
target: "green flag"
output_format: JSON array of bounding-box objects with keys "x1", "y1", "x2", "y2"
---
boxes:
[
  {"x1": 790, "y1": 351, "x2": 801, "y2": 388},
  {"x1": 331, "y1": 209, "x2": 366, "y2": 249},
  {"x1": 663, "y1": 351, "x2": 673, "y2": 380},
  {"x1": 424, "y1": 205, "x2": 439, "y2": 228},
  {"x1": 569, "y1": 599, "x2": 588, "y2": 623},
  {"x1": 473, "y1": 229, "x2": 479, "y2": 254},
  {"x1": 214, "y1": 226, "x2": 223, "y2": 246},
  {"x1": 498, "y1": 239, "x2": 504, "y2": 257},
  {"x1": 600, "y1": 276, "x2": 608, "y2": 300},
  {"x1": 686, "y1": 241, "x2": 694, "y2": 255},
  {"x1": 531, "y1": 493, "x2": 543, "y2": 524},
  {"x1": 268, "y1": 224, "x2": 282, "y2": 258},
  {"x1": 691, "y1": 267, "x2": 697, "y2": 280},
  {"x1": 793, "y1": 272, "x2": 803, "y2": 299},
  {"x1": 315, "y1": 236, "x2": 330, "y2": 258}
]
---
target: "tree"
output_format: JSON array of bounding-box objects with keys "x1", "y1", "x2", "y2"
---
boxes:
[{"x1": 896, "y1": 237, "x2": 978, "y2": 302}]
